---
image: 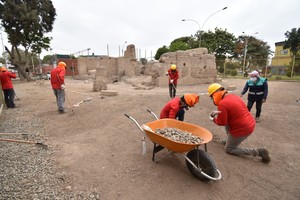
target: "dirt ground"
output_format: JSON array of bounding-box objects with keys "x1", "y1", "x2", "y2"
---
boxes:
[{"x1": 10, "y1": 77, "x2": 300, "y2": 200}]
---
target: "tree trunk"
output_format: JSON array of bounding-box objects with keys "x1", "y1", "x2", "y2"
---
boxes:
[
  {"x1": 291, "y1": 55, "x2": 295, "y2": 77},
  {"x1": 14, "y1": 63, "x2": 33, "y2": 82}
]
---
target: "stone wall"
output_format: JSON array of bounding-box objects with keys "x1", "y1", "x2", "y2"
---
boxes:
[{"x1": 76, "y1": 45, "x2": 217, "y2": 87}]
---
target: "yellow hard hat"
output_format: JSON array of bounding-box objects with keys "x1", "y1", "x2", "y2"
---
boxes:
[
  {"x1": 171, "y1": 64, "x2": 176, "y2": 70},
  {"x1": 208, "y1": 83, "x2": 223, "y2": 96},
  {"x1": 58, "y1": 61, "x2": 66, "y2": 68}
]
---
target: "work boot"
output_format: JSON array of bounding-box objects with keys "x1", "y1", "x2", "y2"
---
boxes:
[
  {"x1": 221, "y1": 139, "x2": 227, "y2": 145},
  {"x1": 255, "y1": 117, "x2": 260, "y2": 123},
  {"x1": 59, "y1": 110, "x2": 65, "y2": 114},
  {"x1": 258, "y1": 148, "x2": 271, "y2": 163}
]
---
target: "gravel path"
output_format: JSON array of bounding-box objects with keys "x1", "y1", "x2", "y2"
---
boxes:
[{"x1": 0, "y1": 106, "x2": 100, "y2": 199}]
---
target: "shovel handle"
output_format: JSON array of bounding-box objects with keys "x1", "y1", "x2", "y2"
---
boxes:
[{"x1": 0, "y1": 138, "x2": 42, "y2": 145}]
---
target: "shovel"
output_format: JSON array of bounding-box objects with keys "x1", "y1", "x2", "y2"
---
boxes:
[
  {"x1": 73, "y1": 97, "x2": 92, "y2": 107},
  {"x1": 0, "y1": 138, "x2": 48, "y2": 149}
]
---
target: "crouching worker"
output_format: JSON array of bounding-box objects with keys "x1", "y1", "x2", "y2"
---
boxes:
[
  {"x1": 207, "y1": 83, "x2": 270, "y2": 163},
  {"x1": 160, "y1": 93, "x2": 199, "y2": 121}
]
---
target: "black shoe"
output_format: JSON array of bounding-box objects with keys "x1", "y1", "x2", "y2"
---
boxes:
[
  {"x1": 59, "y1": 110, "x2": 65, "y2": 114},
  {"x1": 258, "y1": 148, "x2": 271, "y2": 163},
  {"x1": 221, "y1": 139, "x2": 227, "y2": 145}
]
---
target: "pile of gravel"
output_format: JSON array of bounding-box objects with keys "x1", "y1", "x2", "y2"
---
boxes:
[{"x1": 0, "y1": 108, "x2": 100, "y2": 200}]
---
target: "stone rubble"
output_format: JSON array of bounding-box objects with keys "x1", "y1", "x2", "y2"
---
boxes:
[{"x1": 0, "y1": 108, "x2": 100, "y2": 200}]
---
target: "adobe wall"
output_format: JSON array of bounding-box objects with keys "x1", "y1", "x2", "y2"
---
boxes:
[
  {"x1": 156, "y1": 48, "x2": 217, "y2": 86},
  {"x1": 76, "y1": 44, "x2": 217, "y2": 86}
]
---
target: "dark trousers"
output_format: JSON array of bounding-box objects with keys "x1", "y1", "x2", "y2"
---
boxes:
[
  {"x1": 169, "y1": 84, "x2": 177, "y2": 98},
  {"x1": 3, "y1": 89, "x2": 15, "y2": 108},
  {"x1": 176, "y1": 109, "x2": 185, "y2": 121},
  {"x1": 247, "y1": 99, "x2": 263, "y2": 118}
]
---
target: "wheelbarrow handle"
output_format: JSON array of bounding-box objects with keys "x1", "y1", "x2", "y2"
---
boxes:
[
  {"x1": 146, "y1": 109, "x2": 159, "y2": 120},
  {"x1": 124, "y1": 114, "x2": 146, "y2": 134}
]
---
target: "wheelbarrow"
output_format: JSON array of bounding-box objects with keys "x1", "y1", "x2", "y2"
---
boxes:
[{"x1": 124, "y1": 110, "x2": 222, "y2": 181}]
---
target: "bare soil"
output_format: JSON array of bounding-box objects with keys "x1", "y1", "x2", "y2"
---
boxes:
[{"x1": 11, "y1": 77, "x2": 300, "y2": 200}]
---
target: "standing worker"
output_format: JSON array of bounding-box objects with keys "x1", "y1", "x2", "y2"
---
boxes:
[
  {"x1": 240, "y1": 70, "x2": 268, "y2": 123},
  {"x1": 51, "y1": 61, "x2": 66, "y2": 114},
  {"x1": 166, "y1": 64, "x2": 179, "y2": 98},
  {"x1": 0, "y1": 66, "x2": 17, "y2": 108},
  {"x1": 207, "y1": 83, "x2": 270, "y2": 163},
  {"x1": 160, "y1": 93, "x2": 199, "y2": 121}
]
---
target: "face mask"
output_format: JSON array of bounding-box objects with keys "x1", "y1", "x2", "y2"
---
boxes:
[{"x1": 250, "y1": 77, "x2": 257, "y2": 82}]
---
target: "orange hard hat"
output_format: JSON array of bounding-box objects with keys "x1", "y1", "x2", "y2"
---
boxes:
[
  {"x1": 0, "y1": 67, "x2": 7, "y2": 72},
  {"x1": 183, "y1": 93, "x2": 199, "y2": 107},
  {"x1": 58, "y1": 61, "x2": 66, "y2": 68}
]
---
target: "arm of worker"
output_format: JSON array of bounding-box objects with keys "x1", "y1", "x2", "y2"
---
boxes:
[
  {"x1": 209, "y1": 106, "x2": 228, "y2": 126},
  {"x1": 240, "y1": 82, "x2": 249, "y2": 97},
  {"x1": 209, "y1": 110, "x2": 221, "y2": 121},
  {"x1": 262, "y1": 80, "x2": 268, "y2": 103},
  {"x1": 9, "y1": 72, "x2": 17, "y2": 79}
]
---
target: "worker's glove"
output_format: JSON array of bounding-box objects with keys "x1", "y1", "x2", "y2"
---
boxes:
[
  {"x1": 209, "y1": 110, "x2": 221, "y2": 121},
  {"x1": 262, "y1": 99, "x2": 266, "y2": 103},
  {"x1": 170, "y1": 79, "x2": 174, "y2": 83},
  {"x1": 165, "y1": 71, "x2": 169, "y2": 76},
  {"x1": 61, "y1": 84, "x2": 65, "y2": 90}
]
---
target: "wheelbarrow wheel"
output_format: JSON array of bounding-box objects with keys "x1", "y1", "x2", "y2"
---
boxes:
[{"x1": 186, "y1": 149, "x2": 217, "y2": 181}]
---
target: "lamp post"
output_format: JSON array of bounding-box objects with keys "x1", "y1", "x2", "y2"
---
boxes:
[
  {"x1": 242, "y1": 31, "x2": 258, "y2": 77},
  {"x1": 122, "y1": 41, "x2": 127, "y2": 57},
  {"x1": 182, "y1": 7, "x2": 227, "y2": 47}
]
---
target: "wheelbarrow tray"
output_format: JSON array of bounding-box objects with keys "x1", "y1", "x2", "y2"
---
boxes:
[{"x1": 142, "y1": 119, "x2": 213, "y2": 153}]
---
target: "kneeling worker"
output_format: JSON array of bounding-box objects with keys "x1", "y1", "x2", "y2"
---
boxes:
[
  {"x1": 160, "y1": 93, "x2": 199, "y2": 121},
  {"x1": 207, "y1": 83, "x2": 270, "y2": 163}
]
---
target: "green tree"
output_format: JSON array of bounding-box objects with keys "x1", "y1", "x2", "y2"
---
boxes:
[
  {"x1": 169, "y1": 41, "x2": 189, "y2": 52},
  {"x1": 0, "y1": 0, "x2": 56, "y2": 81},
  {"x1": 284, "y1": 28, "x2": 300, "y2": 76},
  {"x1": 154, "y1": 45, "x2": 169, "y2": 60},
  {"x1": 42, "y1": 54, "x2": 55, "y2": 65},
  {"x1": 234, "y1": 35, "x2": 271, "y2": 72},
  {"x1": 201, "y1": 28, "x2": 237, "y2": 68}
]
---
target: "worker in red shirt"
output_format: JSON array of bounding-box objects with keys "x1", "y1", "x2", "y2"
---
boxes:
[
  {"x1": 166, "y1": 64, "x2": 179, "y2": 98},
  {"x1": 160, "y1": 93, "x2": 199, "y2": 121},
  {"x1": 50, "y1": 62, "x2": 66, "y2": 114},
  {"x1": 0, "y1": 66, "x2": 17, "y2": 108},
  {"x1": 207, "y1": 83, "x2": 270, "y2": 163}
]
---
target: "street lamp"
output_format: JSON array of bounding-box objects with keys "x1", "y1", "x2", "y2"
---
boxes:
[
  {"x1": 122, "y1": 41, "x2": 127, "y2": 57},
  {"x1": 242, "y1": 31, "x2": 258, "y2": 77},
  {"x1": 182, "y1": 7, "x2": 227, "y2": 47}
]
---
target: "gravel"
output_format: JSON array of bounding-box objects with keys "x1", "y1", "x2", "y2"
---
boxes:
[{"x1": 0, "y1": 107, "x2": 100, "y2": 200}]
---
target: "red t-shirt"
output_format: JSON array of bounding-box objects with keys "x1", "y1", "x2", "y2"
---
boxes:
[
  {"x1": 0, "y1": 71, "x2": 16, "y2": 89},
  {"x1": 160, "y1": 97, "x2": 181, "y2": 119},
  {"x1": 213, "y1": 94, "x2": 255, "y2": 137}
]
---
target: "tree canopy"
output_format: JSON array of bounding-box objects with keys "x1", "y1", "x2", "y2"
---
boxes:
[
  {"x1": 0, "y1": 0, "x2": 56, "y2": 80},
  {"x1": 155, "y1": 28, "x2": 272, "y2": 75},
  {"x1": 284, "y1": 27, "x2": 300, "y2": 76}
]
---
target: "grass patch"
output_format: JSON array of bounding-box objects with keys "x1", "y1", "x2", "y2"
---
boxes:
[{"x1": 220, "y1": 75, "x2": 300, "y2": 81}]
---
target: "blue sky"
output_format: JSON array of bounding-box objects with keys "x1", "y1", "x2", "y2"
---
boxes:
[{"x1": 1, "y1": 0, "x2": 299, "y2": 58}]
